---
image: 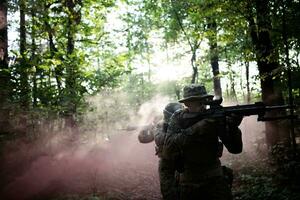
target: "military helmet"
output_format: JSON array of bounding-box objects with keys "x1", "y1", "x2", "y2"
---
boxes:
[{"x1": 163, "y1": 102, "x2": 183, "y2": 122}]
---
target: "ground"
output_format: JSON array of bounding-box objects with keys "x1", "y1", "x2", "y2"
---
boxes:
[{"x1": 0, "y1": 131, "x2": 299, "y2": 200}]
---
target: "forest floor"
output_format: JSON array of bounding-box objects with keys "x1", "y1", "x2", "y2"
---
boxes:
[{"x1": 0, "y1": 131, "x2": 299, "y2": 200}]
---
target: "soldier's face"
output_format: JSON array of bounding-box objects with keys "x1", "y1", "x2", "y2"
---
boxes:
[{"x1": 184, "y1": 101, "x2": 206, "y2": 112}]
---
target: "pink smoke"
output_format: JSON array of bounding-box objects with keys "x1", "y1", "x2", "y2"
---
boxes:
[
  {"x1": 0, "y1": 97, "x2": 268, "y2": 200},
  {"x1": 0, "y1": 131, "x2": 161, "y2": 200}
]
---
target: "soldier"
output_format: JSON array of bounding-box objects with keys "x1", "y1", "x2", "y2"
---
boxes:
[
  {"x1": 163, "y1": 84, "x2": 243, "y2": 200},
  {"x1": 138, "y1": 102, "x2": 183, "y2": 200}
]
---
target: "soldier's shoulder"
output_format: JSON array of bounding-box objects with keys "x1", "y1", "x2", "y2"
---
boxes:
[
  {"x1": 155, "y1": 120, "x2": 165, "y2": 128},
  {"x1": 172, "y1": 108, "x2": 187, "y2": 118}
]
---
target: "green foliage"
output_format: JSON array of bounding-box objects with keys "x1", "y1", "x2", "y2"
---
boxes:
[
  {"x1": 233, "y1": 159, "x2": 300, "y2": 200},
  {"x1": 6, "y1": 0, "x2": 128, "y2": 114},
  {"x1": 5, "y1": 0, "x2": 300, "y2": 129},
  {"x1": 121, "y1": 73, "x2": 156, "y2": 107},
  {"x1": 84, "y1": 53, "x2": 132, "y2": 94},
  {"x1": 234, "y1": 173, "x2": 299, "y2": 200}
]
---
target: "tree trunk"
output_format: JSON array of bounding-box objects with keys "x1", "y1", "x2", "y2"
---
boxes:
[
  {"x1": 245, "y1": 60, "x2": 251, "y2": 103},
  {"x1": 18, "y1": 0, "x2": 31, "y2": 134},
  {"x1": 19, "y1": 0, "x2": 31, "y2": 110},
  {"x1": 64, "y1": 0, "x2": 81, "y2": 134},
  {"x1": 30, "y1": 5, "x2": 37, "y2": 107},
  {"x1": 281, "y1": 0, "x2": 296, "y2": 149},
  {"x1": 191, "y1": 45, "x2": 198, "y2": 84},
  {"x1": 248, "y1": 0, "x2": 285, "y2": 147},
  {"x1": 0, "y1": 0, "x2": 11, "y2": 134},
  {"x1": 44, "y1": 2, "x2": 63, "y2": 104},
  {"x1": 225, "y1": 48, "x2": 237, "y2": 102},
  {"x1": 207, "y1": 19, "x2": 222, "y2": 99},
  {"x1": 229, "y1": 68, "x2": 238, "y2": 103}
]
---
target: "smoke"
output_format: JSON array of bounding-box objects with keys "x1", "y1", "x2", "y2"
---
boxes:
[
  {"x1": 0, "y1": 93, "x2": 270, "y2": 200},
  {"x1": 135, "y1": 95, "x2": 170, "y2": 125},
  {"x1": 0, "y1": 93, "x2": 170, "y2": 200}
]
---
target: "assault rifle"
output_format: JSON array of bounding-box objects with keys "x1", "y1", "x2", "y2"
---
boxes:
[{"x1": 183, "y1": 98, "x2": 296, "y2": 121}]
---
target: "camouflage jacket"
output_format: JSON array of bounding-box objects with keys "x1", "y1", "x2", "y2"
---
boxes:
[
  {"x1": 163, "y1": 109, "x2": 243, "y2": 182},
  {"x1": 154, "y1": 121, "x2": 168, "y2": 157}
]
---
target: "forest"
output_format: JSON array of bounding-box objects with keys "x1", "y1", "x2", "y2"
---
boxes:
[{"x1": 0, "y1": 0, "x2": 300, "y2": 199}]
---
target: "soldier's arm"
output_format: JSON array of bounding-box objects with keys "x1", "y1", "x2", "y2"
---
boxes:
[
  {"x1": 152, "y1": 122, "x2": 167, "y2": 156},
  {"x1": 162, "y1": 112, "x2": 183, "y2": 160},
  {"x1": 138, "y1": 125, "x2": 155, "y2": 143},
  {"x1": 154, "y1": 122, "x2": 166, "y2": 147},
  {"x1": 164, "y1": 114, "x2": 217, "y2": 147},
  {"x1": 219, "y1": 115, "x2": 243, "y2": 154}
]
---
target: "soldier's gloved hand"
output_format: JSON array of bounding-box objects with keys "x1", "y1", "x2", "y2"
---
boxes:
[
  {"x1": 226, "y1": 114, "x2": 243, "y2": 127},
  {"x1": 138, "y1": 128, "x2": 154, "y2": 143}
]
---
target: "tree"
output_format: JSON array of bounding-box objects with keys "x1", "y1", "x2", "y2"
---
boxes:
[
  {"x1": 245, "y1": 0, "x2": 286, "y2": 146},
  {"x1": 19, "y1": 0, "x2": 31, "y2": 111},
  {"x1": 0, "y1": 0, "x2": 11, "y2": 134},
  {"x1": 127, "y1": 0, "x2": 235, "y2": 97},
  {"x1": 207, "y1": 16, "x2": 222, "y2": 98},
  {"x1": 168, "y1": 0, "x2": 203, "y2": 84},
  {"x1": 63, "y1": 0, "x2": 83, "y2": 130}
]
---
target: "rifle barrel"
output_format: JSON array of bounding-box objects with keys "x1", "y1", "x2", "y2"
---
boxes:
[{"x1": 265, "y1": 104, "x2": 291, "y2": 110}]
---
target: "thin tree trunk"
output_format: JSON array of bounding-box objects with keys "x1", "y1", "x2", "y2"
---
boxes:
[
  {"x1": 239, "y1": 65, "x2": 245, "y2": 103},
  {"x1": 229, "y1": 69, "x2": 238, "y2": 103},
  {"x1": 30, "y1": 5, "x2": 37, "y2": 107},
  {"x1": 170, "y1": 0, "x2": 201, "y2": 84},
  {"x1": 0, "y1": 0, "x2": 11, "y2": 134},
  {"x1": 19, "y1": 0, "x2": 30, "y2": 109},
  {"x1": 19, "y1": 0, "x2": 31, "y2": 134},
  {"x1": 245, "y1": 60, "x2": 250, "y2": 103},
  {"x1": 64, "y1": 0, "x2": 81, "y2": 134},
  {"x1": 225, "y1": 48, "x2": 237, "y2": 102},
  {"x1": 208, "y1": 19, "x2": 222, "y2": 99},
  {"x1": 191, "y1": 48, "x2": 197, "y2": 84},
  {"x1": 44, "y1": 2, "x2": 63, "y2": 103},
  {"x1": 191, "y1": 41, "x2": 201, "y2": 84}
]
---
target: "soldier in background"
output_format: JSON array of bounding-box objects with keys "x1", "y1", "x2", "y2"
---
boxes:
[
  {"x1": 138, "y1": 102, "x2": 183, "y2": 200},
  {"x1": 163, "y1": 84, "x2": 243, "y2": 200}
]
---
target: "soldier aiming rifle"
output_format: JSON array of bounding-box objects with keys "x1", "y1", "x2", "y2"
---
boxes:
[{"x1": 163, "y1": 84, "x2": 295, "y2": 200}]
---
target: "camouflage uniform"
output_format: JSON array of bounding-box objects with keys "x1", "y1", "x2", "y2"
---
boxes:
[
  {"x1": 154, "y1": 121, "x2": 179, "y2": 200},
  {"x1": 138, "y1": 103, "x2": 183, "y2": 200},
  {"x1": 163, "y1": 84, "x2": 243, "y2": 200}
]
